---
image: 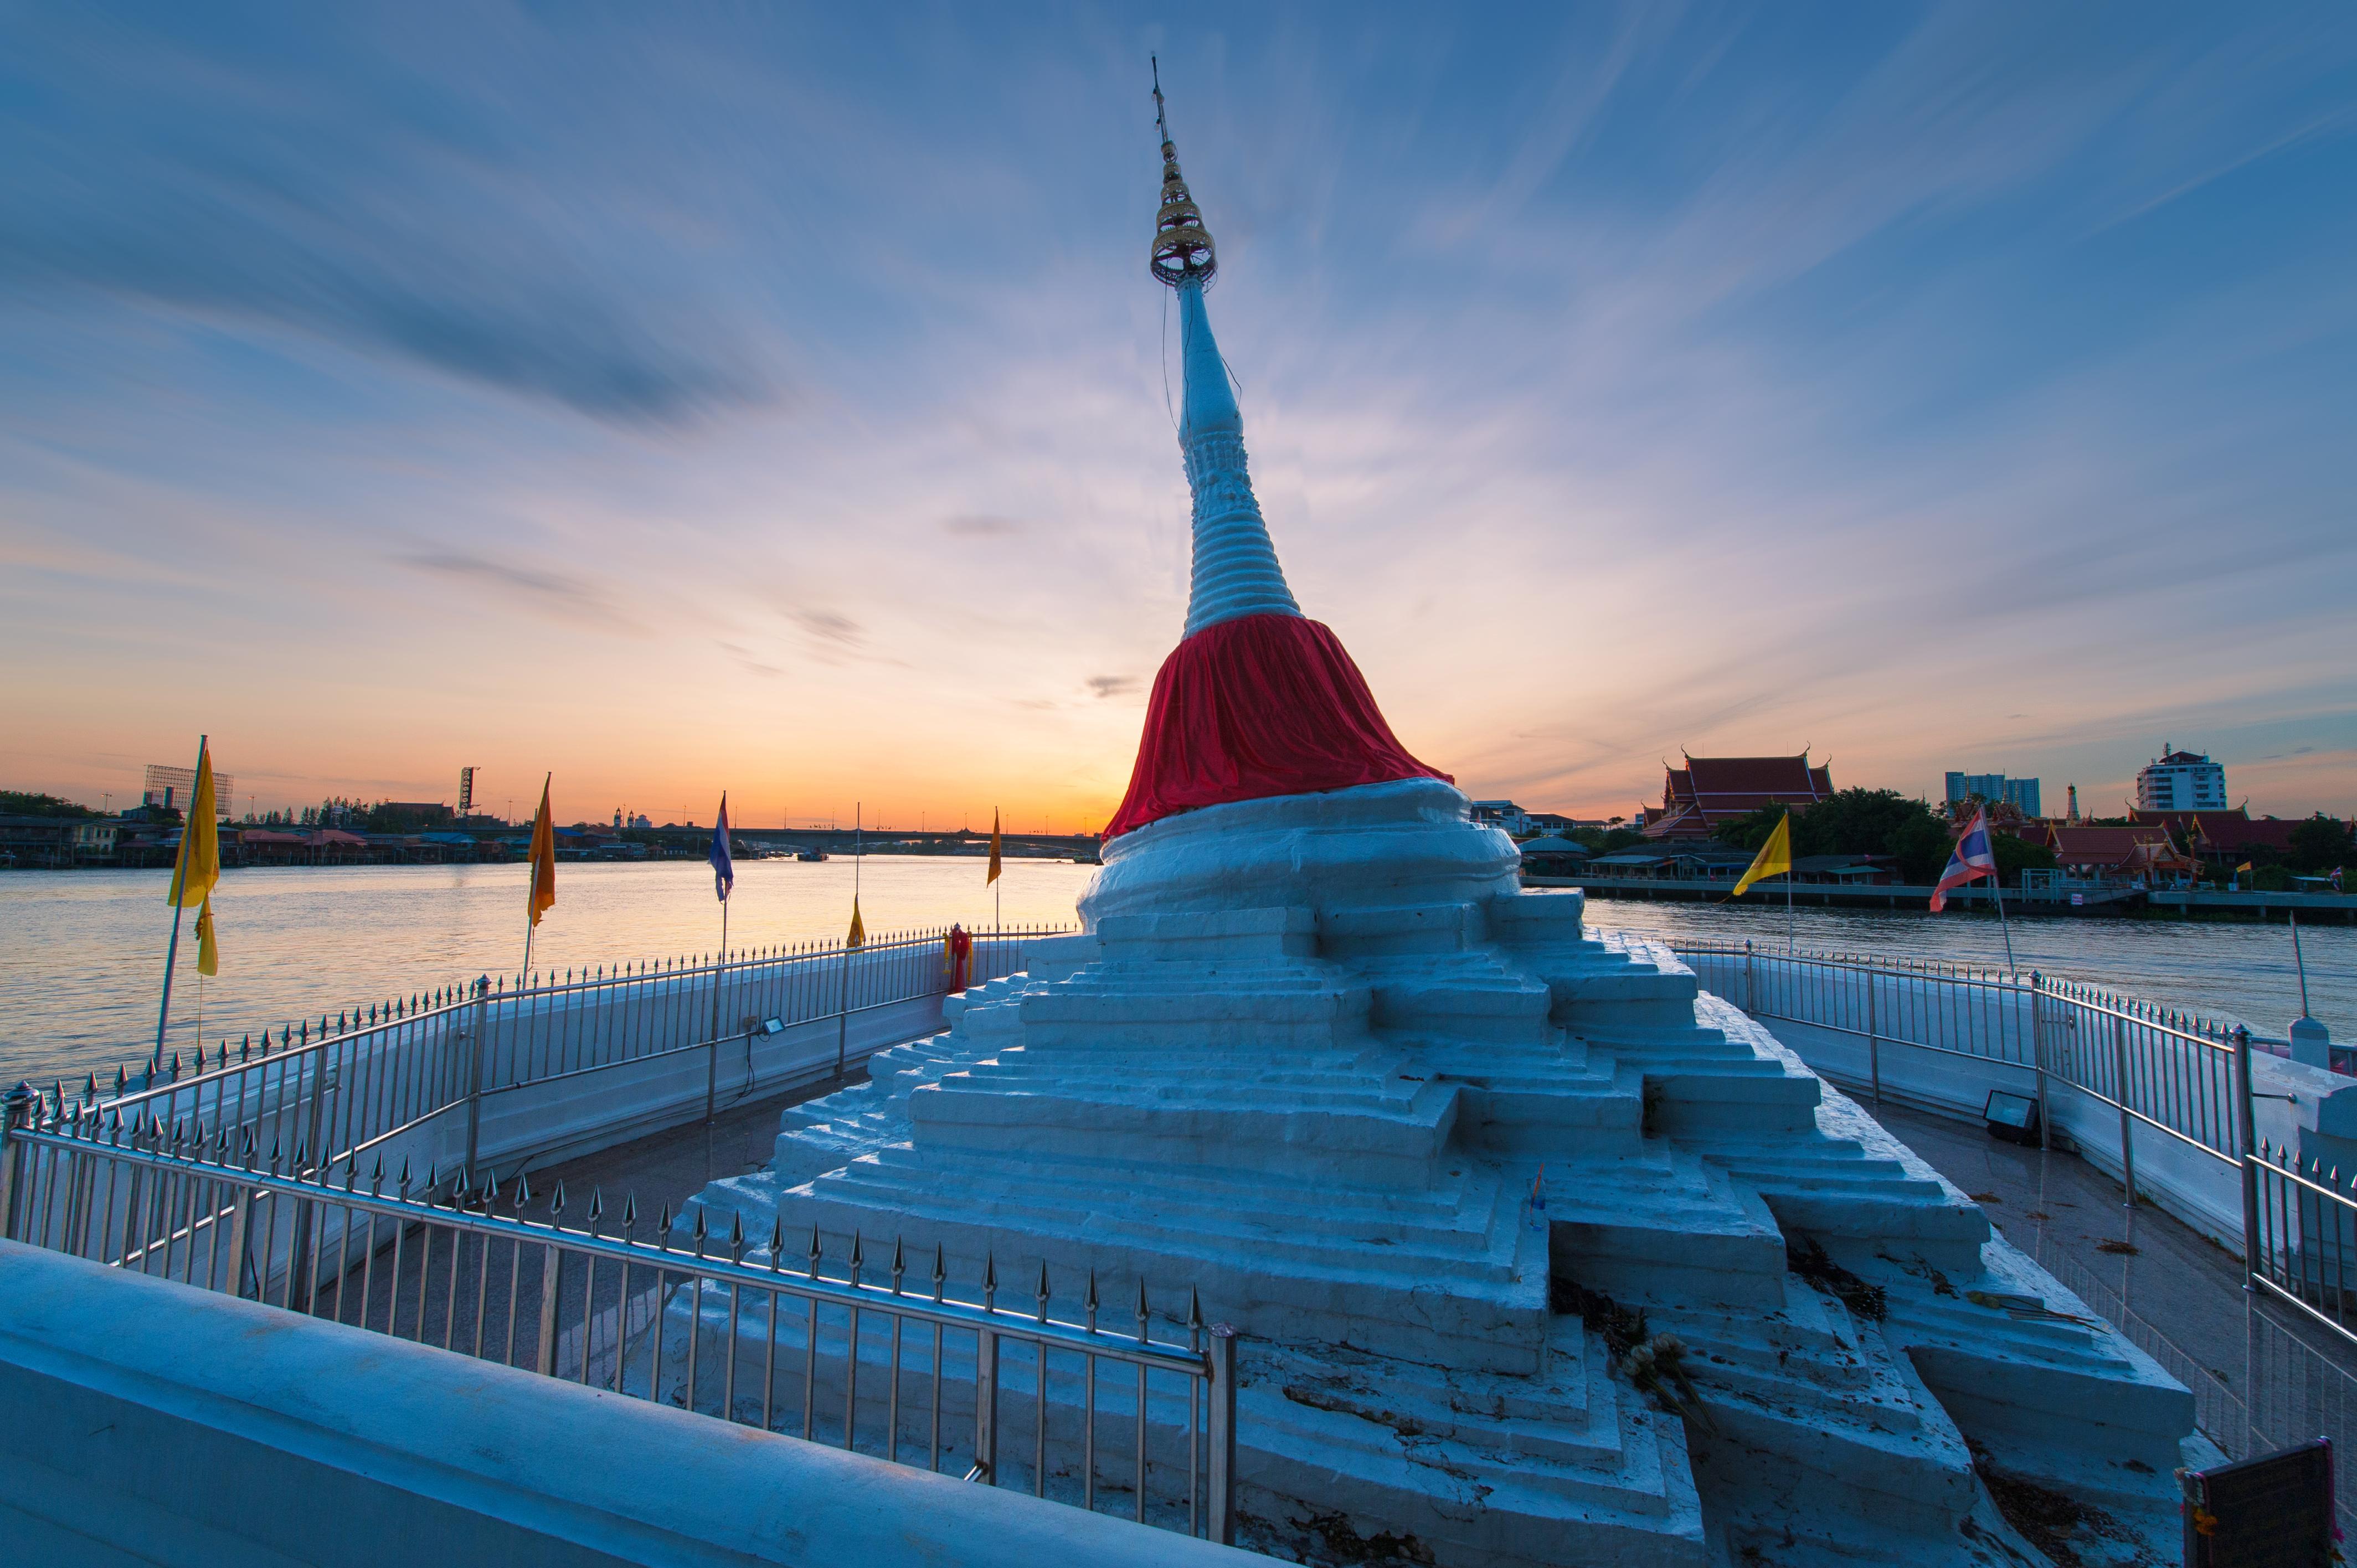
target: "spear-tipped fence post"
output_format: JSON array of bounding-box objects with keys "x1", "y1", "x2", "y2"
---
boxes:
[
  {"x1": 2030, "y1": 972, "x2": 2050, "y2": 1151},
  {"x1": 2236, "y1": 1024, "x2": 2261, "y2": 1287},
  {"x1": 1207, "y1": 1321, "x2": 1239, "y2": 1545},
  {"x1": 464, "y1": 975, "x2": 491, "y2": 1182},
  {"x1": 0, "y1": 1082, "x2": 31, "y2": 1241},
  {"x1": 973, "y1": 1271, "x2": 1001, "y2": 1487},
  {"x1": 535, "y1": 1181, "x2": 565, "y2": 1376},
  {"x1": 2112, "y1": 1012, "x2": 2135, "y2": 1210}
]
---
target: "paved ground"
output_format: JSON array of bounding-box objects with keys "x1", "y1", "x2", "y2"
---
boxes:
[
  {"x1": 530, "y1": 1068, "x2": 857, "y2": 1213},
  {"x1": 1872, "y1": 1096, "x2": 2357, "y2": 1471}
]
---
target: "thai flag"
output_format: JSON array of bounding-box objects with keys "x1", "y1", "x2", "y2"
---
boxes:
[
  {"x1": 709, "y1": 793, "x2": 734, "y2": 903},
  {"x1": 1931, "y1": 806, "x2": 1998, "y2": 912}
]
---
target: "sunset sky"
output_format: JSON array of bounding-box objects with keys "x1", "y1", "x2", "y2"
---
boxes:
[{"x1": 6, "y1": 5, "x2": 2353, "y2": 831}]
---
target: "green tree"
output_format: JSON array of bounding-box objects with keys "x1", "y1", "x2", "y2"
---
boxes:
[
  {"x1": 1992, "y1": 833, "x2": 2058, "y2": 885},
  {"x1": 1717, "y1": 788, "x2": 2056, "y2": 886},
  {"x1": 0, "y1": 790, "x2": 102, "y2": 818},
  {"x1": 1718, "y1": 789, "x2": 1946, "y2": 861},
  {"x1": 1890, "y1": 814, "x2": 1953, "y2": 885},
  {"x1": 2287, "y1": 814, "x2": 2355, "y2": 874}
]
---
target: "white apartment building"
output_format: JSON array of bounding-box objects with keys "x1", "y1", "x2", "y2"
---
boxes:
[{"x1": 2135, "y1": 746, "x2": 2229, "y2": 812}]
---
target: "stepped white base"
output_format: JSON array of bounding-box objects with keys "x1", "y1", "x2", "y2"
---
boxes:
[{"x1": 678, "y1": 780, "x2": 2195, "y2": 1566}]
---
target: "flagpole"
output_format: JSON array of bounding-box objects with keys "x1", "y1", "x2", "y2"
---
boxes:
[
  {"x1": 151, "y1": 733, "x2": 205, "y2": 1075},
  {"x1": 1990, "y1": 853, "x2": 2017, "y2": 973},
  {"x1": 2292, "y1": 910, "x2": 2310, "y2": 1018},
  {"x1": 711, "y1": 791, "x2": 732, "y2": 1056}
]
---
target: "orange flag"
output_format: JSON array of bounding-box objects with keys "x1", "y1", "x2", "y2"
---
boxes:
[
  {"x1": 986, "y1": 808, "x2": 1003, "y2": 885},
  {"x1": 527, "y1": 774, "x2": 556, "y2": 927}
]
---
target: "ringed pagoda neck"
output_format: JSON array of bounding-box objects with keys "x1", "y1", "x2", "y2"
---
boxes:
[
  {"x1": 1176, "y1": 280, "x2": 1299, "y2": 637},
  {"x1": 1150, "y1": 60, "x2": 1300, "y2": 640}
]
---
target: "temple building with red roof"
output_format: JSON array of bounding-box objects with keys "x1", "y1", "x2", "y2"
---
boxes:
[
  {"x1": 2128, "y1": 807, "x2": 2327, "y2": 863},
  {"x1": 1641, "y1": 752, "x2": 1833, "y2": 839},
  {"x1": 2026, "y1": 822, "x2": 2196, "y2": 883}
]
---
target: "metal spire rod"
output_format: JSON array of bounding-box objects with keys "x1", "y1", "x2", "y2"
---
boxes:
[{"x1": 1149, "y1": 57, "x2": 1216, "y2": 287}]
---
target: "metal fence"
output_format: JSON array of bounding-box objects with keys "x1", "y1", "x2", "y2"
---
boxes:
[
  {"x1": 0, "y1": 1093, "x2": 1236, "y2": 1544},
  {"x1": 78, "y1": 924, "x2": 1066, "y2": 1181},
  {"x1": 1661, "y1": 936, "x2": 2357, "y2": 1498},
  {"x1": 1669, "y1": 938, "x2": 2357, "y2": 1354},
  {"x1": 2036, "y1": 1230, "x2": 2357, "y2": 1538},
  {"x1": 1669, "y1": 939, "x2": 2250, "y2": 1173}
]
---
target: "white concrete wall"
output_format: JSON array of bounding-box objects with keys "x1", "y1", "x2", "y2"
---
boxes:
[{"x1": 0, "y1": 1240, "x2": 1256, "y2": 1568}]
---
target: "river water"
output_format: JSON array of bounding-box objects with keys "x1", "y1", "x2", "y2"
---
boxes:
[{"x1": 1, "y1": 862, "x2": 2345, "y2": 1092}]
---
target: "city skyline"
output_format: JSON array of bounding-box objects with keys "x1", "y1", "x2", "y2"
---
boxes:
[{"x1": 6, "y1": 8, "x2": 2353, "y2": 827}]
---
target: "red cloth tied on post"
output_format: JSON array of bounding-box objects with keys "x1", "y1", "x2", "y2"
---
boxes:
[
  {"x1": 945, "y1": 924, "x2": 973, "y2": 993},
  {"x1": 1104, "y1": 613, "x2": 1450, "y2": 839}
]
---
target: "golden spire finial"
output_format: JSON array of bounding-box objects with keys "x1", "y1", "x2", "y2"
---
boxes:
[{"x1": 1150, "y1": 57, "x2": 1216, "y2": 287}]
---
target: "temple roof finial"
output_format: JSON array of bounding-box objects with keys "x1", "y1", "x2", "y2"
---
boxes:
[{"x1": 1150, "y1": 58, "x2": 1217, "y2": 287}]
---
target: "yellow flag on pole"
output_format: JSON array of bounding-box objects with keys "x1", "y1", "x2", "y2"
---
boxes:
[
  {"x1": 167, "y1": 739, "x2": 220, "y2": 909},
  {"x1": 527, "y1": 774, "x2": 557, "y2": 928},
  {"x1": 194, "y1": 894, "x2": 220, "y2": 976},
  {"x1": 1731, "y1": 813, "x2": 1792, "y2": 898},
  {"x1": 986, "y1": 809, "x2": 1002, "y2": 885},
  {"x1": 847, "y1": 894, "x2": 865, "y2": 948}
]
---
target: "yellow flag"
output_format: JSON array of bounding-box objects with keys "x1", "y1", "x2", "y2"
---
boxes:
[
  {"x1": 194, "y1": 894, "x2": 220, "y2": 976},
  {"x1": 986, "y1": 808, "x2": 1003, "y2": 885},
  {"x1": 167, "y1": 739, "x2": 220, "y2": 909},
  {"x1": 1731, "y1": 813, "x2": 1792, "y2": 898},
  {"x1": 527, "y1": 774, "x2": 557, "y2": 928},
  {"x1": 847, "y1": 894, "x2": 865, "y2": 948}
]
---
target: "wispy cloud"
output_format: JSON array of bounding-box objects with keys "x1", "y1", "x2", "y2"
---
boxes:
[
  {"x1": 0, "y1": 12, "x2": 771, "y2": 425},
  {"x1": 4, "y1": 7, "x2": 2353, "y2": 823},
  {"x1": 402, "y1": 551, "x2": 636, "y2": 629}
]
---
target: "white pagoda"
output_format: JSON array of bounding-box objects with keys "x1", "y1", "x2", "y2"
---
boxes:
[{"x1": 686, "y1": 73, "x2": 2201, "y2": 1568}]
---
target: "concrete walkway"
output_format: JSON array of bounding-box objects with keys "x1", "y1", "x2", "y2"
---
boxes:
[
  {"x1": 531, "y1": 1068, "x2": 860, "y2": 1216},
  {"x1": 1871, "y1": 1098, "x2": 2357, "y2": 1478}
]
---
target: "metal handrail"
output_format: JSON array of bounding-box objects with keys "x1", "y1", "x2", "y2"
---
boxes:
[
  {"x1": 0, "y1": 1099, "x2": 1236, "y2": 1544},
  {"x1": 1654, "y1": 935, "x2": 2357, "y2": 1363},
  {"x1": 81, "y1": 922, "x2": 1072, "y2": 1177},
  {"x1": 1663, "y1": 937, "x2": 2248, "y2": 1167}
]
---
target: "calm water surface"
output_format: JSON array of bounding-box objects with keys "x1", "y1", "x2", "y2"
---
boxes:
[{"x1": 1, "y1": 862, "x2": 2345, "y2": 1091}]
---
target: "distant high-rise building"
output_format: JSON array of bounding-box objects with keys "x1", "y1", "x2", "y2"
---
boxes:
[
  {"x1": 141, "y1": 761, "x2": 234, "y2": 816},
  {"x1": 2137, "y1": 745, "x2": 2227, "y2": 812},
  {"x1": 1943, "y1": 771, "x2": 2038, "y2": 817}
]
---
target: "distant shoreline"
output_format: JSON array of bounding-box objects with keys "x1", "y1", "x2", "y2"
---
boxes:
[{"x1": 1548, "y1": 874, "x2": 2357, "y2": 925}]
